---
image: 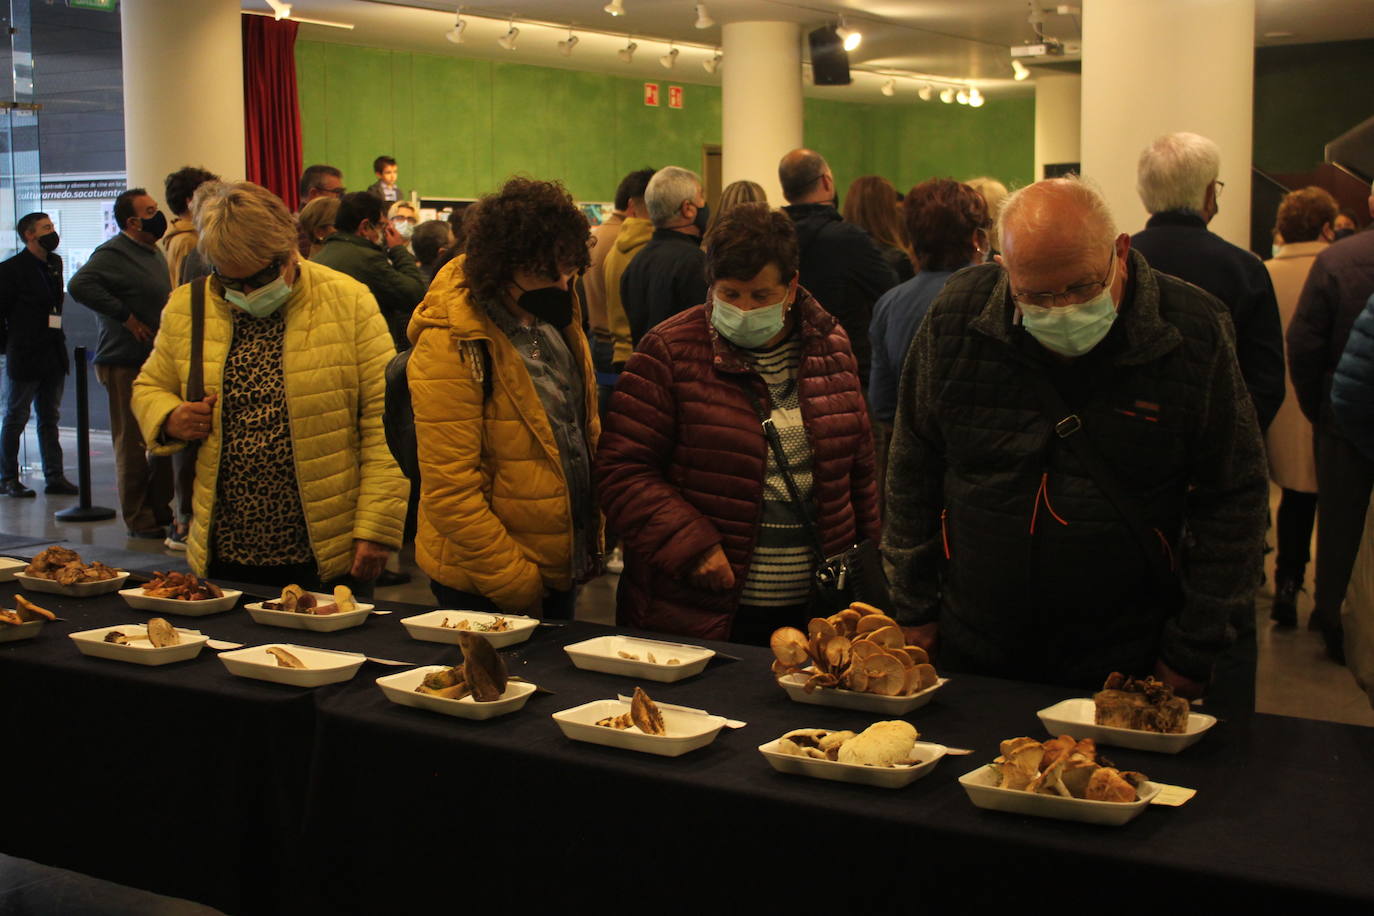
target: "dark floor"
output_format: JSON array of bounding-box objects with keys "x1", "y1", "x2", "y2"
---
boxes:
[{"x1": 2, "y1": 426, "x2": 1369, "y2": 728}]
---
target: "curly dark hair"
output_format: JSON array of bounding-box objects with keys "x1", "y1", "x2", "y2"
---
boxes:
[
  {"x1": 704, "y1": 202, "x2": 798, "y2": 285},
  {"x1": 1276, "y1": 186, "x2": 1338, "y2": 243},
  {"x1": 461, "y1": 178, "x2": 591, "y2": 306},
  {"x1": 903, "y1": 179, "x2": 989, "y2": 272},
  {"x1": 164, "y1": 166, "x2": 220, "y2": 217}
]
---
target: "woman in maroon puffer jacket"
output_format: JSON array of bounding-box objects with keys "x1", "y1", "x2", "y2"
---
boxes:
[{"x1": 596, "y1": 203, "x2": 880, "y2": 644}]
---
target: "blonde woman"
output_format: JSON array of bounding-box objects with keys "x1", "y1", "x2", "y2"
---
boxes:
[
  {"x1": 706, "y1": 180, "x2": 767, "y2": 235},
  {"x1": 965, "y1": 176, "x2": 1008, "y2": 253},
  {"x1": 131, "y1": 181, "x2": 407, "y2": 590},
  {"x1": 298, "y1": 197, "x2": 339, "y2": 258}
]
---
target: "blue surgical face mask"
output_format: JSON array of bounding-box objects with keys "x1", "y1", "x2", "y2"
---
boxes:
[
  {"x1": 711, "y1": 290, "x2": 789, "y2": 349},
  {"x1": 225, "y1": 276, "x2": 292, "y2": 318},
  {"x1": 1018, "y1": 258, "x2": 1119, "y2": 358}
]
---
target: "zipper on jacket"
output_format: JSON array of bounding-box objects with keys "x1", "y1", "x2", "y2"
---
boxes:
[
  {"x1": 940, "y1": 508, "x2": 951, "y2": 560},
  {"x1": 1028, "y1": 470, "x2": 1069, "y2": 536}
]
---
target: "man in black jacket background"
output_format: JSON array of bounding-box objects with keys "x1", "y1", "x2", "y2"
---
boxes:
[
  {"x1": 0, "y1": 213, "x2": 77, "y2": 497},
  {"x1": 1130, "y1": 132, "x2": 1285, "y2": 430},
  {"x1": 621, "y1": 165, "x2": 709, "y2": 345},
  {"x1": 778, "y1": 149, "x2": 898, "y2": 385}
]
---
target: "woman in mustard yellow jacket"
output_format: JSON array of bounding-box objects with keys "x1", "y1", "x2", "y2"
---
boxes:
[
  {"x1": 131, "y1": 181, "x2": 408, "y2": 589},
  {"x1": 407, "y1": 178, "x2": 600, "y2": 617}
]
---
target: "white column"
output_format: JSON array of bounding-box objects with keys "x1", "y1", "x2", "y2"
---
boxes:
[
  {"x1": 721, "y1": 21, "x2": 803, "y2": 205},
  {"x1": 1080, "y1": 0, "x2": 1255, "y2": 246},
  {"x1": 1034, "y1": 74, "x2": 1081, "y2": 183},
  {"x1": 120, "y1": 0, "x2": 245, "y2": 196}
]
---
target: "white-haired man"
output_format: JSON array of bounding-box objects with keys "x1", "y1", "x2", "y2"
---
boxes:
[
  {"x1": 882, "y1": 177, "x2": 1268, "y2": 704},
  {"x1": 1132, "y1": 132, "x2": 1285, "y2": 431},
  {"x1": 620, "y1": 166, "x2": 710, "y2": 344}
]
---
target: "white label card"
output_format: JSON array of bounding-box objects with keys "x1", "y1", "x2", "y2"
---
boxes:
[
  {"x1": 1148, "y1": 783, "x2": 1197, "y2": 807},
  {"x1": 48, "y1": 315, "x2": 61, "y2": 329}
]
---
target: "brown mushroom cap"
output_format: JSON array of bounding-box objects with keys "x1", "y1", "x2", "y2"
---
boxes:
[
  {"x1": 146, "y1": 617, "x2": 180, "y2": 648},
  {"x1": 867, "y1": 625, "x2": 905, "y2": 649},
  {"x1": 863, "y1": 652, "x2": 906, "y2": 696},
  {"x1": 856, "y1": 613, "x2": 899, "y2": 634},
  {"x1": 458, "y1": 631, "x2": 508, "y2": 701},
  {"x1": 769, "y1": 627, "x2": 810, "y2": 667}
]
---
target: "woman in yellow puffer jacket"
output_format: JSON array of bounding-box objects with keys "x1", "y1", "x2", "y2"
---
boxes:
[
  {"x1": 407, "y1": 178, "x2": 600, "y2": 617},
  {"x1": 132, "y1": 181, "x2": 408, "y2": 589}
]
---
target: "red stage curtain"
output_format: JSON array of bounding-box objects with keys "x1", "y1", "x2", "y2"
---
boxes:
[{"x1": 242, "y1": 16, "x2": 303, "y2": 211}]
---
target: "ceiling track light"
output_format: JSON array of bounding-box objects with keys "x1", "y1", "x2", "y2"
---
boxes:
[
  {"x1": 446, "y1": 7, "x2": 466, "y2": 44},
  {"x1": 918, "y1": 83, "x2": 933, "y2": 101},
  {"x1": 939, "y1": 87, "x2": 954, "y2": 104},
  {"x1": 836, "y1": 15, "x2": 861, "y2": 52},
  {"x1": 604, "y1": 0, "x2": 625, "y2": 16},
  {"x1": 558, "y1": 30, "x2": 579, "y2": 56},
  {"x1": 880, "y1": 78, "x2": 895, "y2": 97},
  {"x1": 497, "y1": 18, "x2": 518, "y2": 51},
  {"x1": 956, "y1": 89, "x2": 969, "y2": 105},
  {"x1": 660, "y1": 44, "x2": 679, "y2": 69},
  {"x1": 694, "y1": 3, "x2": 715, "y2": 29},
  {"x1": 968, "y1": 88, "x2": 985, "y2": 108},
  {"x1": 618, "y1": 38, "x2": 637, "y2": 62},
  {"x1": 266, "y1": 0, "x2": 292, "y2": 20},
  {"x1": 703, "y1": 50, "x2": 721, "y2": 74},
  {"x1": 1011, "y1": 59, "x2": 1030, "y2": 81}
]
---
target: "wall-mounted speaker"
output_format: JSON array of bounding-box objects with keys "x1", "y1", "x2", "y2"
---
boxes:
[{"x1": 808, "y1": 25, "x2": 851, "y2": 86}]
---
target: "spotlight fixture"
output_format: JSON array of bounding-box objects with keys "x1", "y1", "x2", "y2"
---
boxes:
[
  {"x1": 836, "y1": 16, "x2": 861, "y2": 52},
  {"x1": 660, "y1": 45, "x2": 679, "y2": 69},
  {"x1": 694, "y1": 3, "x2": 715, "y2": 29},
  {"x1": 939, "y1": 87, "x2": 954, "y2": 104},
  {"x1": 703, "y1": 50, "x2": 722, "y2": 74},
  {"x1": 618, "y1": 39, "x2": 637, "y2": 62},
  {"x1": 558, "y1": 30, "x2": 579, "y2": 56},
  {"x1": 497, "y1": 19, "x2": 518, "y2": 51},
  {"x1": 918, "y1": 83, "x2": 933, "y2": 101},
  {"x1": 604, "y1": 0, "x2": 625, "y2": 16},
  {"x1": 881, "y1": 78, "x2": 896, "y2": 97},
  {"x1": 445, "y1": 8, "x2": 466, "y2": 44},
  {"x1": 968, "y1": 88, "x2": 985, "y2": 108},
  {"x1": 1011, "y1": 59, "x2": 1030, "y2": 81},
  {"x1": 956, "y1": 89, "x2": 969, "y2": 105},
  {"x1": 266, "y1": 0, "x2": 292, "y2": 20}
]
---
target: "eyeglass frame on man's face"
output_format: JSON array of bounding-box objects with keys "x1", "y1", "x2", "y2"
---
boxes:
[
  {"x1": 1213, "y1": 179, "x2": 1225, "y2": 200},
  {"x1": 1010, "y1": 249, "x2": 1116, "y2": 310},
  {"x1": 213, "y1": 258, "x2": 285, "y2": 293}
]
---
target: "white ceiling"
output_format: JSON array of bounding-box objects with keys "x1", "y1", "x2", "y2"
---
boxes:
[{"x1": 260, "y1": 0, "x2": 1374, "y2": 104}]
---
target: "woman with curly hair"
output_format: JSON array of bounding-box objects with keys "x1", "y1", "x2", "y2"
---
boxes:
[{"x1": 407, "y1": 177, "x2": 598, "y2": 617}]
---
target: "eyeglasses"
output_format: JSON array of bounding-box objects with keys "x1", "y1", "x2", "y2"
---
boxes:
[
  {"x1": 319, "y1": 185, "x2": 345, "y2": 198},
  {"x1": 1213, "y1": 180, "x2": 1225, "y2": 200},
  {"x1": 1012, "y1": 250, "x2": 1116, "y2": 310},
  {"x1": 213, "y1": 258, "x2": 284, "y2": 292}
]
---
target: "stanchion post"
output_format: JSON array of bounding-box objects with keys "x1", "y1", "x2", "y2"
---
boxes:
[{"x1": 55, "y1": 346, "x2": 115, "y2": 522}]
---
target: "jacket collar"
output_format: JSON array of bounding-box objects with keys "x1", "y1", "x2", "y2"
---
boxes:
[
  {"x1": 706, "y1": 285, "x2": 835, "y2": 374},
  {"x1": 1145, "y1": 210, "x2": 1208, "y2": 231},
  {"x1": 650, "y1": 227, "x2": 702, "y2": 246},
  {"x1": 782, "y1": 202, "x2": 841, "y2": 223},
  {"x1": 323, "y1": 231, "x2": 379, "y2": 251},
  {"x1": 968, "y1": 248, "x2": 1182, "y2": 368},
  {"x1": 1274, "y1": 240, "x2": 1328, "y2": 259}
]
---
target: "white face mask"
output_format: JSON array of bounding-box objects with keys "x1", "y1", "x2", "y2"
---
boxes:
[
  {"x1": 711, "y1": 292, "x2": 789, "y2": 348},
  {"x1": 1017, "y1": 254, "x2": 1119, "y2": 357}
]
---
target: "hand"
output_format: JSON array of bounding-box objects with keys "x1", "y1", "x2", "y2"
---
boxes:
[
  {"x1": 1153, "y1": 659, "x2": 1206, "y2": 699},
  {"x1": 687, "y1": 544, "x2": 735, "y2": 591},
  {"x1": 901, "y1": 622, "x2": 938, "y2": 654},
  {"x1": 164, "y1": 394, "x2": 218, "y2": 441},
  {"x1": 124, "y1": 315, "x2": 154, "y2": 345},
  {"x1": 350, "y1": 539, "x2": 392, "y2": 582},
  {"x1": 383, "y1": 222, "x2": 406, "y2": 249}
]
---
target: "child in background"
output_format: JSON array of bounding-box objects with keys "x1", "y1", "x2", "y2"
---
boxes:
[{"x1": 369, "y1": 156, "x2": 399, "y2": 203}]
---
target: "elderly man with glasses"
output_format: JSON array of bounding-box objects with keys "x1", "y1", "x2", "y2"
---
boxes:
[{"x1": 882, "y1": 176, "x2": 1267, "y2": 709}]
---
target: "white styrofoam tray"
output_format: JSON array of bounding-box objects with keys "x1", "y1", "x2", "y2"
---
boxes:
[
  {"x1": 69, "y1": 624, "x2": 209, "y2": 666},
  {"x1": 217, "y1": 643, "x2": 365, "y2": 686},
  {"x1": 400, "y1": 609, "x2": 538, "y2": 648},
  {"x1": 1037, "y1": 698, "x2": 1215, "y2": 754},
  {"x1": 376, "y1": 665, "x2": 537, "y2": 720},
  {"x1": 563, "y1": 635, "x2": 714, "y2": 682}
]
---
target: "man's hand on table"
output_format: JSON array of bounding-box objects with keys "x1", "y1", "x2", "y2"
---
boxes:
[
  {"x1": 901, "y1": 622, "x2": 938, "y2": 654},
  {"x1": 350, "y1": 539, "x2": 392, "y2": 582},
  {"x1": 1153, "y1": 659, "x2": 1206, "y2": 699}
]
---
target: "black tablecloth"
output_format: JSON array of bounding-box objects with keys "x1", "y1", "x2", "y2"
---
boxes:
[{"x1": 2, "y1": 579, "x2": 1371, "y2": 914}]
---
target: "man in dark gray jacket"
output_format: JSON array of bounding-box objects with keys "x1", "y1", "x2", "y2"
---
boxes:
[
  {"x1": 883, "y1": 177, "x2": 1267, "y2": 705},
  {"x1": 68, "y1": 187, "x2": 174, "y2": 537}
]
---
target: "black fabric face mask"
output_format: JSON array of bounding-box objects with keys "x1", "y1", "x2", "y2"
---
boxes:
[
  {"x1": 1334, "y1": 227, "x2": 1356, "y2": 241},
  {"x1": 37, "y1": 232, "x2": 59, "y2": 252},
  {"x1": 138, "y1": 210, "x2": 168, "y2": 241},
  {"x1": 692, "y1": 202, "x2": 710, "y2": 234},
  {"x1": 517, "y1": 284, "x2": 573, "y2": 327}
]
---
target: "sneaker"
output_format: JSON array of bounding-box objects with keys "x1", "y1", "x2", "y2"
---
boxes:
[
  {"x1": 1270, "y1": 578, "x2": 1299, "y2": 628},
  {"x1": 0, "y1": 479, "x2": 35, "y2": 498},
  {"x1": 43, "y1": 477, "x2": 80, "y2": 496},
  {"x1": 375, "y1": 569, "x2": 411, "y2": 587},
  {"x1": 604, "y1": 546, "x2": 624, "y2": 574},
  {"x1": 127, "y1": 526, "x2": 167, "y2": 540},
  {"x1": 164, "y1": 523, "x2": 189, "y2": 551}
]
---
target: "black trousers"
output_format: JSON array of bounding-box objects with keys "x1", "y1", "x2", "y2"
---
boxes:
[
  {"x1": 208, "y1": 558, "x2": 375, "y2": 599},
  {"x1": 730, "y1": 604, "x2": 810, "y2": 647},
  {"x1": 429, "y1": 581, "x2": 576, "y2": 620},
  {"x1": 1314, "y1": 428, "x2": 1374, "y2": 630},
  {"x1": 1274, "y1": 488, "x2": 1318, "y2": 584}
]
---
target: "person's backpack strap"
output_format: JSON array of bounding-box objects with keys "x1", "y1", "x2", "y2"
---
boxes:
[
  {"x1": 187, "y1": 277, "x2": 206, "y2": 403},
  {"x1": 383, "y1": 338, "x2": 492, "y2": 482}
]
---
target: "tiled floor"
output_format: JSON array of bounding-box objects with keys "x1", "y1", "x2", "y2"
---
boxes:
[{"x1": 5, "y1": 427, "x2": 1370, "y2": 727}]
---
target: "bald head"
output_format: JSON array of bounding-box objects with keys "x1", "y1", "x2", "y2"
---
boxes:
[
  {"x1": 779, "y1": 148, "x2": 833, "y2": 204},
  {"x1": 1000, "y1": 177, "x2": 1128, "y2": 313}
]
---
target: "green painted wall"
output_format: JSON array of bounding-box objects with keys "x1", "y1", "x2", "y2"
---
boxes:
[
  {"x1": 1253, "y1": 39, "x2": 1374, "y2": 174},
  {"x1": 296, "y1": 40, "x2": 1033, "y2": 202}
]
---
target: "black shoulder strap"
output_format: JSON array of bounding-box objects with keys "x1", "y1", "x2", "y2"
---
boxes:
[
  {"x1": 1024, "y1": 370, "x2": 1177, "y2": 586},
  {"x1": 187, "y1": 277, "x2": 206, "y2": 402},
  {"x1": 741, "y1": 385, "x2": 828, "y2": 561}
]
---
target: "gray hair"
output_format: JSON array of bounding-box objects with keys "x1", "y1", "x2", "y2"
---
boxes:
[
  {"x1": 998, "y1": 174, "x2": 1117, "y2": 259},
  {"x1": 1137, "y1": 132, "x2": 1221, "y2": 215},
  {"x1": 645, "y1": 166, "x2": 702, "y2": 226}
]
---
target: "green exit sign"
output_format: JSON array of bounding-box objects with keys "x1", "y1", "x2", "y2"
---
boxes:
[{"x1": 68, "y1": 0, "x2": 118, "y2": 11}]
